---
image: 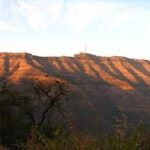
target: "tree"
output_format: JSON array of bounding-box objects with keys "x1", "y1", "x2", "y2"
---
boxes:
[
  {"x1": 0, "y1": 78, "x2": 71, "y2": 148},
  {"x1": 6, "y1": 78, "x2": 70, "y2": 127}
]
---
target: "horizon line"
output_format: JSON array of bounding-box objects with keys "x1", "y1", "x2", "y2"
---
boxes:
[{"x1": 0, "y1": 51, "x2": 149, "y2": 61}]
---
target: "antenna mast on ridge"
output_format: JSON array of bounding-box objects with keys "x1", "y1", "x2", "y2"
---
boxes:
[
  {"x1": 116, "y1": 49, "x2": 120, "y2": 56},
  {"x1": 84, "y1": 43, "x2": 87, "y2": 53}
]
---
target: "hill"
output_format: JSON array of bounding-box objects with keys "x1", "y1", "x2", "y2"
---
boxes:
[{"x1": 0, "y1": 52, "x2": 150, "y2": 130}]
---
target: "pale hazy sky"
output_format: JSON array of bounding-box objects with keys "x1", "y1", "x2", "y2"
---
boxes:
[{"x1": 0, "y1": 0, "x2": 150, "y2": 59}]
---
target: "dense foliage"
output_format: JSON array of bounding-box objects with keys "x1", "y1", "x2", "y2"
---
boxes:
[{"x1": 0, "y1": 80, "x2": 150, "y2": 150}]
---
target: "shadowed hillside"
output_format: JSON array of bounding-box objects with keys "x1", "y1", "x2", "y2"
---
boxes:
[{"x1": 0, "y1": 52, "x2": 150, "y2": 130}]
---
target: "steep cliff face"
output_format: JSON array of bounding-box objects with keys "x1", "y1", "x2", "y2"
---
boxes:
[{"x1": 0, "y1": 52, "x2": 150, "y2": 129}]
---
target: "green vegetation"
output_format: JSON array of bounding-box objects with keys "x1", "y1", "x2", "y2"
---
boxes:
[{"x1": 0, "y1": 79, "x2": 150, "y2": 150}]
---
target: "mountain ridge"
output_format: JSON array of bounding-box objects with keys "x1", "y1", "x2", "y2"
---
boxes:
[
  {"x1": 0, "y1": 52, "x2": 150, "y2": 129},
  {"x1": 0, "y1": 52, "x2": 150, "y2": 89}
]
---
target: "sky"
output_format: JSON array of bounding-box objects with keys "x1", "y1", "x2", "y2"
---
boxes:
[{"x1": 0, "y1": 0, "x2": 150, "y2": 59}]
